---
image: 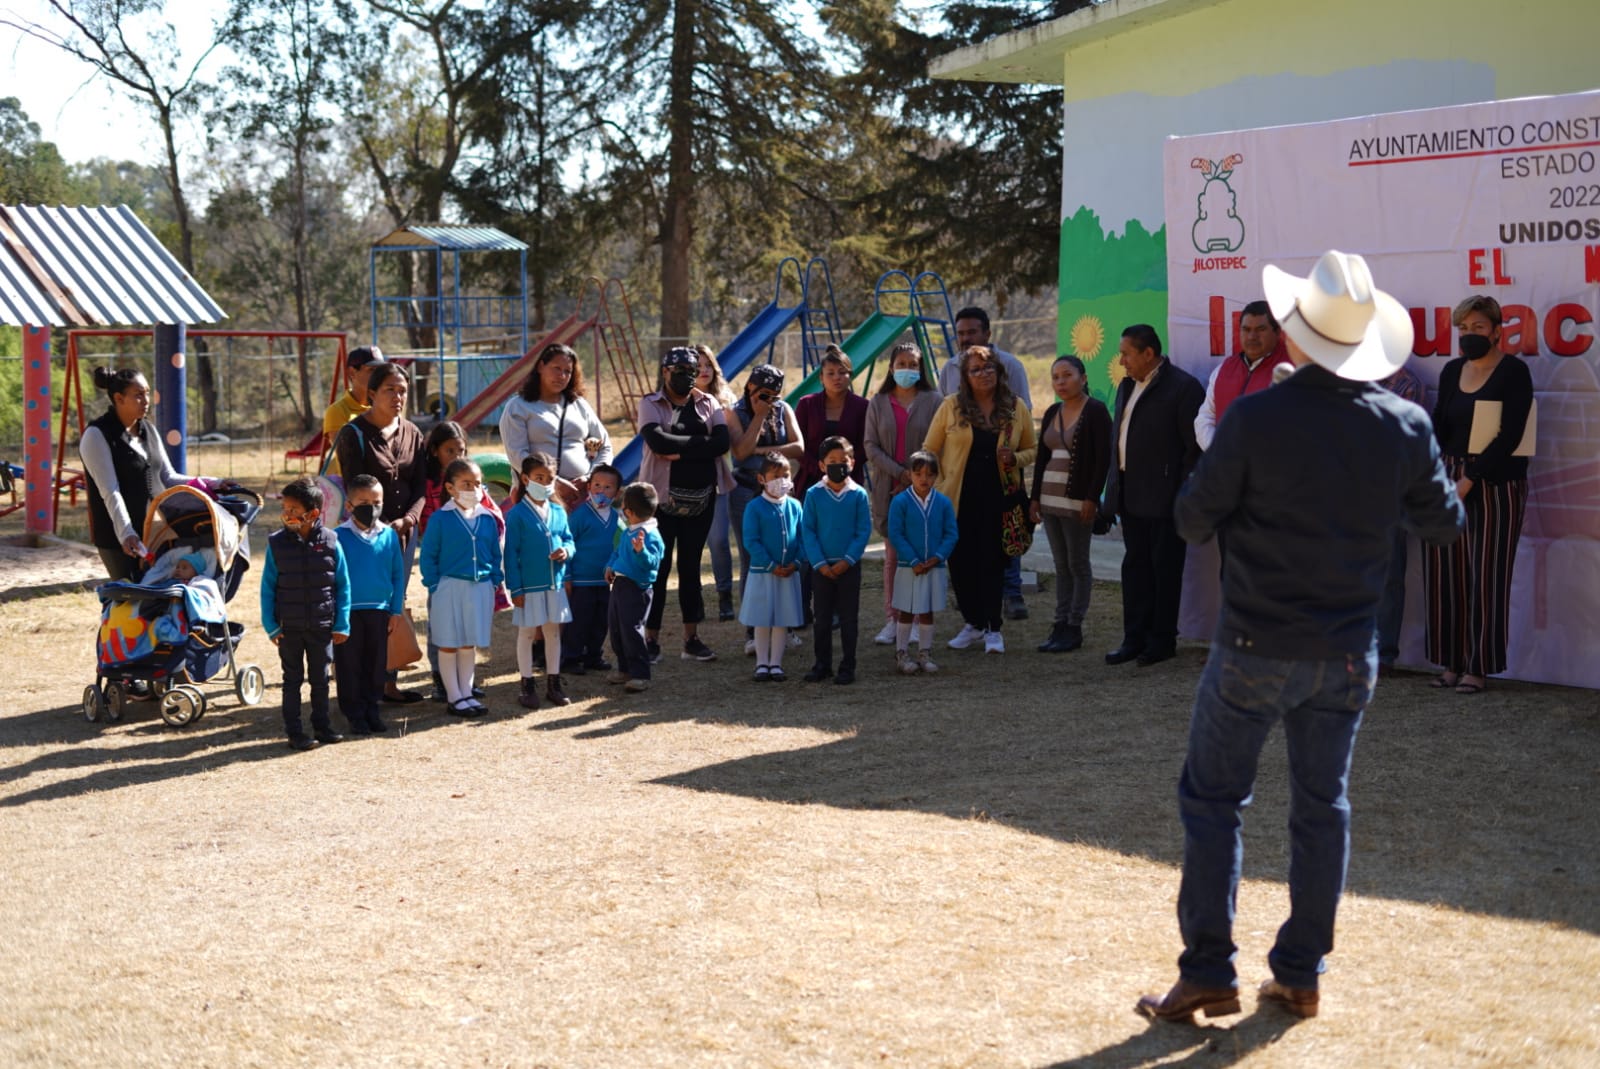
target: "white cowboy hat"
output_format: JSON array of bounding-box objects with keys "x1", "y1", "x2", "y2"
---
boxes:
[{"x1": 1262, "y1": 250, "x2": 1412, "y2": 382}]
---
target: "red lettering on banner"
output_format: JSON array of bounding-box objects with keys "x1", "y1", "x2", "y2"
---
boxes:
[
  {"x1": 1468, "y1": 248, "x2": 1487, "y2": 286},
  {"x1": 1209, "y1": 296, "x2": 1225, "y2": 355},
  {"x1": 1586, "y1": 245, "x2": 1600, "y2": 285},
  {"x1": 1409, "y1": 306, "x2": 1453, "y2": 356},
  {"x1": 1492, "y1": 248, "x2": 1514, "y2": 285},
  {"x1": 1192, "y1": 256, "x2": 1248, "y2": 273},
  {"x1": 1545, "y1": 303, "x2": 1595, "y2": 356},
  {"x1": 1500, "y1": 304, "x2": 1541, "y2": 356}
]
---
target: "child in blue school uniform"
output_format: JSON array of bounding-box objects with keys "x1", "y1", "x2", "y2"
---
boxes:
[
  {"x1": 562, "y1": 463, "x2": 624, "y2": 677},
  {"x1": 420, "y1": 458, "x2": 504, "y2": 717},
  {"x1": 261, "y1": 476, "x2": 351, "y2": 751},
  {"x1": 738, "y1": 453, "x2": 805, "y2": 681},
  {"x1": 605, "y1": 482, "x2": 665, "y2": 693},
  {"x1": 334, "y1": 473, "x2": 407, "y2": 734},
  {"x1": 506, "y1": 451, "x2": 577, "y2": 710},
  {"x1": 886, "y1": 450, "x2": 959, "y2": 675},
  {"x1": 801, "y1": 436, "x2": 873, "y2": 685}
]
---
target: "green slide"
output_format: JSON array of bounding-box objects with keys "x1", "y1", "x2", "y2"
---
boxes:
[{"x1": 783, "y1": 311, "x2": 919, "y2": 403}]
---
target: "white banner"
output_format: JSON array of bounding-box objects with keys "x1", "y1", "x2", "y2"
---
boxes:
[{"x1": 1163, "y1": 90, "x2": 1600, "y2": 688}]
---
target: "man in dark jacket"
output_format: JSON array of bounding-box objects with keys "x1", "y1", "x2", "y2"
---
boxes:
[
  {"x1": 1102, "y1": 324, "x2": 1204, "y2": 666},
  {"x1": 1136, "y1": 251, "x2": 1464, "y2": 1024}
]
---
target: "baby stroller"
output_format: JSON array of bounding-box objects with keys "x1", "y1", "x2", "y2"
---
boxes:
[{"x1": 84, "y1": 482, "x2": 266, "y2": 727}]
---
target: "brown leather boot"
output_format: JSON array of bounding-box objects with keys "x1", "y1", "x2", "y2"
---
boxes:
[
  {"x1": 518, "y1": 676, "x2": 540, "y2": 710},
  {"x1": 545, "y1": 674, "x2": 571, "y2": 707}
]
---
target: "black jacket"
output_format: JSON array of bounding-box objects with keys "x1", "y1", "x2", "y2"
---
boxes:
[
  {"x1": 1431, "y1": 355, "x2": 1533, "y2": 483},
  {"x1": 1104, "y1": 359, "x2": 1204, "y2": 519},
  {"x1": 1175, "y1": 364, "x2": 1465, "y2": 659},
  {"x1": 265, "y1": 524, "x2": 342, "y2": 632}
]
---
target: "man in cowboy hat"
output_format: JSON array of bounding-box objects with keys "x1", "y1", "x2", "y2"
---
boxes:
[{"x1": 1136, "y1": 250, "x2": 1464, "y2": 1023}]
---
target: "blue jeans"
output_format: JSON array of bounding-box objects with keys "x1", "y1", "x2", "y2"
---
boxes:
[
  {"x1": 1176, "y1": 643, "x2": 1375, "y2": 991},
  {"x1": 1004, "y1": 553, "x2": 1022, "y2": 599},
  {"x1": 709, "y1": 491, "x2": 733, "y2": 596}
]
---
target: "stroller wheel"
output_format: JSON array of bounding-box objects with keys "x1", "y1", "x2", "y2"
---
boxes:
[
  {"x1": 235, "y1": 665, "x2": 265, "y2": 707},
  {"x1": 187, "y1": 686, "x2": 209, "y2": 723},
  {"x1": 82, "y1": 684, "x2": 106, "y2": 723},
  {"x1": 104, "y1": 681, "x2": 128, "y2": 722},
  {"x1": 159, "y1": 687, "x2": 200, "y2": 727}
]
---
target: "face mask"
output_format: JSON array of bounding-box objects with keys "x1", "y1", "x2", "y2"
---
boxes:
[
  {"x1": 453, "y1": 489, "x2": 479, "y2": 511},
  {"x1": 764, "y1": 476, "x2": 792, "y2": 499},
  {"x1": 826, "y1": 463, "x2": 849, "y2": 484},
  {"x1": 668, "y1": 371, "x2": 696, "y2": 396},
  {"x1": 893, "y1": 369, "x2": 921, "y2": 389},
  {"x1": 524, "y1": 480, "x2": 553, "y2": 502},
  {"x1": 590, "y1": 492, "x2": 612, "y2": 509},
  {"x1": 351, "y1": 503, "x2": 377, "y2": 527},
  {"x1": 1459, "y1": 333, "x2": 1494, "y2": 360}
]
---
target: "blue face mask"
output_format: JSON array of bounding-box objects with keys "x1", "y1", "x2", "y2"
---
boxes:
[
  {"x1": 893, "y1": 368, "x2": 922, "y2": 389},
  {"x1": 590, "y1": 492, "x2": 612, "y2": 509}
]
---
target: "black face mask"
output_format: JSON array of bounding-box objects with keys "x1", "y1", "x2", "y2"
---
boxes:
[
  {"x1": 826, "y1": 463, "x2": 849, "y2": 483},
  {"x1": 1459, "y1": 333, "x2": 1494, "y2": 360},
  {"x1": 668, "y1": 371, "x2": 696, "y2": 396},
  {"x1": 351, "y1": 503, "x2": 378, "y2": 526}
]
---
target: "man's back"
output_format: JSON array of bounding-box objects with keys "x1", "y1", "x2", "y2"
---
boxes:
[{"x1": 1175, "y1": 363, "x2": 1462, "y2": 659}]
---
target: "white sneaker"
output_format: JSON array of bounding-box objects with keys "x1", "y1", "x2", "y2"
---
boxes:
[
  {"x1": 874, "y1": 620, "x2": 897, "y2": 645},
  {"x1": 947, "y1": 623, "x2": 983, "y2": 650},
  {"x1": 788, "y1": 631, "x2": 804, "y2": 648},
  {"x1": 916, "y1": 649, "x2": 939, "y2": 674},
  {"x1": 984, "y1": 630, "x2": 1005, "y2": 654},
  {"x1": 744, "y1": 637, "x2": 757, "y2": 656},
  {"x1": 896, "y1": 648, "x2": 920, "y2": 675}
]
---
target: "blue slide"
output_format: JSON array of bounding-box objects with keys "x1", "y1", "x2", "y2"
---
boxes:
[{"x1": 612, "y1": 299, "x2": 805, "y2": 481}]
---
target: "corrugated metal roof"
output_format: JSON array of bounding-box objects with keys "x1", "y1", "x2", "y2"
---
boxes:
[
  {"x1": 0, "y1": 204, "x2": 225, "y2": 327},
  {"x1": 373, "y1": 225, "x2": 528, "y2": 252}
]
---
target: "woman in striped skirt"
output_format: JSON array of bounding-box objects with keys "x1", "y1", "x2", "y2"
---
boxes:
[{"x1": 1423, "y1": 295, "x2": 1533, "y2": 695}]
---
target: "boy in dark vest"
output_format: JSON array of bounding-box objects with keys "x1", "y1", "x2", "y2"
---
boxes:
[{"x1": 261, "y1": 477, "x2": 352, "y2": 751}]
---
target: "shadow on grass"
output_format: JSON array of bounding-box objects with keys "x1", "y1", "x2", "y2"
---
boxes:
[
  {"x1": 1040, "y1": 1009, "x2": 1299, "y2": 1068},
  {"x1": 601, "y1": 603, "x2": 1600, "y2": 936}
]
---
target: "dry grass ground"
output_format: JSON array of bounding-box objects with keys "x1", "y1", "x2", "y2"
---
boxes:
[{"x1": 2, "y1": 440, "x2": 1598, "y2": 1067}]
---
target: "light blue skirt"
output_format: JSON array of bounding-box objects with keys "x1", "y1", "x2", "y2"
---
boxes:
[
  {"x1": 429, "y1": 576, "x2": 495, "y2": 648},
  {"x1": 512, "y1": 587, "x2": 572, "y2": 628},
  {"x1": 890, "y1": 565, "x2": 949, "y2": 615},
  {"x1": 738, "y1": 571, "x2": 804, "y2": 628}
]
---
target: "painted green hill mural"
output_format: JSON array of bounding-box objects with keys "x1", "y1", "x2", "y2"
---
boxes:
[{"x1": 1056, "y1": 206, "x2": 1169, "y2": 404}]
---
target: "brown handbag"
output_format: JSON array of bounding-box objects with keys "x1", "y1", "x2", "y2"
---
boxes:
[{"x1": 386, "y1": 608, "x2": 423, "y2": 670}]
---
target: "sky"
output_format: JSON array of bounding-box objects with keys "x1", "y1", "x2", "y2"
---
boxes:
[{"x1": 1, "y1": 0, "x2": 228, "y2": 167}]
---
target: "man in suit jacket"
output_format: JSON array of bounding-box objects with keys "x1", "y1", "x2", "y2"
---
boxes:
[{"x1": 1102, "y1": 324, "x2": 1204, "y2": 666}]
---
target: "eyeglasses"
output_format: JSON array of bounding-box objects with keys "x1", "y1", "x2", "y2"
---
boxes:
[{"x1": 967, "y1": 365, "x2": 997, "y2": 375}]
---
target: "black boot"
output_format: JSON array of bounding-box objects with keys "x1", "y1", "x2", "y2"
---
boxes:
[
  {"x1": 718, "y1": 591, "x2": 735, "y2": 621},
  {"x1": 431, "y1": 672, "x2": 448, "y2": 702},
  {"x1": 1059, "y1": 623, "x2": 1084, "y2": 652},
  {"x1": 1038, "y1": 624, "x2": 1071, "y2": 653},
  {"x1": 546, "y1": 674, "x2": 571, "y2": 706},
  {"x1": 518, "y1": 676, "x2": 540, "y2": 710}
]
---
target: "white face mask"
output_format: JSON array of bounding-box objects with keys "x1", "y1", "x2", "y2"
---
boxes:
[
  {"x1": 763, "y1": 476, "x2": 793, "y2": 499},
  {"x1": 453, "y1": 489, "x2": 479, "y2": 512},
  {"x1": 524, "y1": 480, "x2": 554, "y2": 502}
]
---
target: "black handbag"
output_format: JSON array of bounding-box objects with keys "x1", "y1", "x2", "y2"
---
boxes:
[{"x1": 659, "y1": 485, "x2": 714, "y2": 518}]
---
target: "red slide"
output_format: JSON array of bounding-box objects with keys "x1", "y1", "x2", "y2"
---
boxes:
[{"x1": 452, "y1": 310, "x2": 592, "y2": 432}]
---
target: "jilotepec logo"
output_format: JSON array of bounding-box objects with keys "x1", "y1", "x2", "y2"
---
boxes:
[{"x1": 1190, "y1": 154, "x2": 1245, "y2": 254}]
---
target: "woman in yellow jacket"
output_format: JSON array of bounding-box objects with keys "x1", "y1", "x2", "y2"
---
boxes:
[{"x1": 922, "y1": 345, "x2": 1036, "y2": 654}]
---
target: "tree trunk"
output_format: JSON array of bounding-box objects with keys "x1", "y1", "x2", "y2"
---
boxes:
[
  {"x1": 291, "y1": 136, "x2": 314, "y2": 431},
  {"x1": 658, "y1": 0, "x2": 697, "y2": 355},
  {"x1": 158, "y1": 100, "x2": 220, "y2": 433}
]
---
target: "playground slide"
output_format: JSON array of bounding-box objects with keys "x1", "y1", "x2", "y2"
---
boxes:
[
  {"x1": 452, "y1": 310, "x2": 590, "y2": 432},
  {"x1": 782, "y1": 311, "x2": 918, "y2": 403},
  {"x1": 611, "y1": 299, "x2": 806, "y2": 481}
]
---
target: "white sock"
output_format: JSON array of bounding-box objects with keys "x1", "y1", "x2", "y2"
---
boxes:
[
  {"x1": 441, "y1": 650, "x2": 466, "y2": 702},
  {"x1": 516, "y1": 628, "x2": 537, "y2": 678},
  {"x1": 896, "y1": 620, "x2": 912, "y2": 652},
  {"x1": 917, "y1": 622, "x2": 934, "y2": 651},
  {"x1": 453, "y1": 648, "x2": 477, "y2": 701},
  {"x1": 768, "y1": 626, "x2": 787, "y2": 669},
  {"x1": 753, "y1": 627, "x2": 773, "y2": 668},
  {"x1": 543, "y1": 623, "x2": 562, "y2": 676}
]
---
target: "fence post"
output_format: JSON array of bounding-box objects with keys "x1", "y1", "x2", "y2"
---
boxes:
[
  {"x1": 23, "y1": 325, "x2": 54, "y2": 534},
  {"x1": 153, "y1": 323, "x2": 188, "y2": 472}
]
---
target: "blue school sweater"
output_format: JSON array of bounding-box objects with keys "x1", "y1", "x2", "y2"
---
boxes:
[
  {"x1": 607, "y1": 519, "x2": 665, "y2": 588},
  {"x1": 742, "y1": 494, "x2": 804, "y2": 572},
  {"x1": 801, "y1": 479, "x2": 872, "y2": 569},
  {"x1": 887, "y1": 487, "x2": 959, "y2": 567},
  {"x1": 335, "y1": 520, "x2": 406, "y2": 614},
  {"x1": 568, "y1": 501, "x2": 621, "y2": 588},
  {"x1": 504, "y1": 497, "x2": 576, "y2": 596},
  {"x1": 419, "y1": 504, "x2": 504, "y2": 592}
]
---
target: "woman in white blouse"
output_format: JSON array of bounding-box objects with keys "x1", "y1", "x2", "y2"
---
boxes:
[
  {"x1": 498, "y1": 343, "x2": 612, "y2": 506},
  {"x1": 79, "y1": 366, "x2": 194, "y2": 581}
]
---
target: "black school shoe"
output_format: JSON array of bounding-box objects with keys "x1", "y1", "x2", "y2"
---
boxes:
[
  {"x1": 834, "y1": 668, "x2": 856, "y2": 685},
  {"x1": 286, "y1": 736, "x2": 319, "y2": 752},
  {"x1": 682, "y1": 637, "x2": 716, "y2": 661},
  {"x1": 803, "y1": 665, "x2": 832, "y2": 683}
]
